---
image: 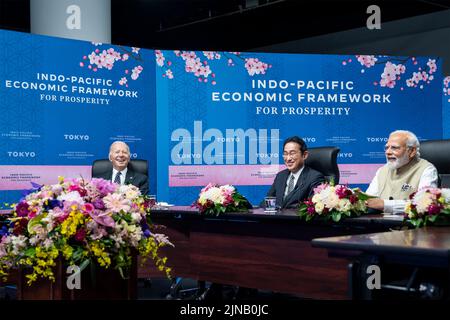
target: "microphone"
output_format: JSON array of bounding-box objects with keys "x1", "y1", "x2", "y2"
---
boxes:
[{"x1": 389, "y1": 196, "x2": 394, "y2": 200}]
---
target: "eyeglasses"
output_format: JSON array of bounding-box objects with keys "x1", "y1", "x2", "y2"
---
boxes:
[
  {"x1": 283, "y1": 151, "x2": 300, "y2": 158},
  {"x1": 384, "y1": 145, "x2": 405, "y2": 151}
]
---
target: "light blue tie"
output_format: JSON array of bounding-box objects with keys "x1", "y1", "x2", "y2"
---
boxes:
[{"x1": 286, "y1": 175, "x2": 295, "y2": 196}]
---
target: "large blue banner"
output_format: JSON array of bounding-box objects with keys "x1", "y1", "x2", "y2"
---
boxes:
[
  {"x1": 0, "y1": 30, "x2": 446, "y2": 208},
  {"x1": 155, "y1": 51, "x2": 443, "y2": 205},
  {"x1": 0, "y1": 30, "x2": 156, "y2": 206},
  {"x1": 444, "y1": 76, "x2": 450, "y2": 137}
]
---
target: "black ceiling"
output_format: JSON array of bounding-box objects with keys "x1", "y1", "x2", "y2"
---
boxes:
[{"x1": 1, "y1": 0, "x2": 450, "y2": 51}]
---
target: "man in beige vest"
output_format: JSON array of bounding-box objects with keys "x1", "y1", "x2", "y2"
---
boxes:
[{"x1": 366, "y1": 130, "x2": 438, "y2": 214}]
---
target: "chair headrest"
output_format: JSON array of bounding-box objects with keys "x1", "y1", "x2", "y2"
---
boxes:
[
  {"x1": 91, "y1": 159, "x2": 148, "y2": 177},
  {"x1": 420, "y1": 139, "x2": 450, "y2": 174},
  {"x1": 305, "y1": 147, "x2": 340, "y2": 184}
]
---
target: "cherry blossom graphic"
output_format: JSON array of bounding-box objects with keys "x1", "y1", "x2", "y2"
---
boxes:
[
  {"x1": 342, "y1": 55, "x2": 440, "y2": 90},
  {"x1": 80, "y1": 42, "x2": 144, "y2": 87},
  {"x1": 155, "y1": 50, "x2": 271, "y2": 85},
  {"x1": 444, "y1": 76, "x2": 450, "y2": 102}
]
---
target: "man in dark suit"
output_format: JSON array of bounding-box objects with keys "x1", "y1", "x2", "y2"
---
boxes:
[
  {"x1": 266, "y1": 136, "x2": 325, "y2": 209},
  {"x1": 93, "y1": 141, "x2": 149, "y2": 195}
]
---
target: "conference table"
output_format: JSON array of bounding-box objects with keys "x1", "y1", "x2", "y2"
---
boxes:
[
  {"x1": 312, "y1": 226, "x2": 450, "y2": 299},
  {"x1": 139, "y1": 206, "x2": 405, "y2": 299}
]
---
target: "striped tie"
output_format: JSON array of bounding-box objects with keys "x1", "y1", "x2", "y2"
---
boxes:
[
  {"x1": 114, "y1": 171, "x2": 121, "y2": 185},
  {"x1": 286, "y1": 174, "x2": 295, "y2": 197}
]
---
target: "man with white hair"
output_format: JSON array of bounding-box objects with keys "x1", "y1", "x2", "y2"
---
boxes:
[
  {"x1": 93, "y1": 141, "x2": 149, "y2": 195},
  {"x1": 366, "y1": 130, "x2": 438, "y2": 214}
]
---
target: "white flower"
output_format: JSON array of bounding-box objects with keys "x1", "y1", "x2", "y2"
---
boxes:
[
  {"x1": 57, "y1": 191, "x2": 85, "y2": 204},
  {"x1": 337, "y1": 199, "x2": 351, "y2": 212},
  {"x1": 440, "y1": 188, "x2": 450, "y2": 202},
  {"x1": 119, "y1": 184, "x2": 140, "y2": 200},
  {"x1": 315, "y1": 202, "x2": 325, "y2": 214},
  {"x1": 413, "y1": 191, "x2": 433, "y2": 213},
  {"x1": 201, "y1": 187, "x2": 225, "y2": 204}
]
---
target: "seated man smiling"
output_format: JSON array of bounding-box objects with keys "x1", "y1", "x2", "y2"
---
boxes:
[{"x1": 366, "y1": 130, "x2": 438, "y2": 214}]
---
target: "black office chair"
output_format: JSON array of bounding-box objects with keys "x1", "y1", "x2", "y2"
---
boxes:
[
  {"x1": 419, "y1": 139, "x2": 450, "y2": 188},
  {"x1": 91, "y1": 159, "x2": 149, "y2": 177},
  {"x1": 305, "y1": 146, "x2": 340, "y2": 184}
]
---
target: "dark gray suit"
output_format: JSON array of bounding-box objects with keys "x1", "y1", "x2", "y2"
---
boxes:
[
  {"x1": 266, "y1": 166, "x2": 325, "y2": 209},
  {"x1": 93, "y1": 168, "x2": 149, "y2": 195}
]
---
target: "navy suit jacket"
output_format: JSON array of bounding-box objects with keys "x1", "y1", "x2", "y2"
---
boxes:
[
  {"x1": 93, "y1": 167, "x2": 149, "y2": 196},
  {"x1": 266, "y1": 166, "x2": 325, "y2": 209}
]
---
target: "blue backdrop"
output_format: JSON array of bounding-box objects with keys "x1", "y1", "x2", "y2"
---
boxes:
[
  {"x1": 0, "y1": 30, "x2": 156, "y2": 206},
  {"x1": 155, "y1": 50, "x2": 443, "y2": 205},
  {"x1": 0, "y1": 30, "x2": 447, "y2": 207}
]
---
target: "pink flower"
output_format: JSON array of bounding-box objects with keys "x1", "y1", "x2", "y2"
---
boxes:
[
  {"x1": 82, "y1": 203, "x2": 94, "y2": 215},
  {"x1": 103, "y1": 193, "x2": 131, "y2": 213},
  {"x1": 89, "y1": 210, "x2": 115, "y2": 227},
  {"x1": 428, "y1": 204, "x2": 442, "y2": 215}
]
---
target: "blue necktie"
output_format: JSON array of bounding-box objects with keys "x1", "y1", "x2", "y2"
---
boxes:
[{"x1": 114, "y1": 171, "x2": 121, "y2": 185}]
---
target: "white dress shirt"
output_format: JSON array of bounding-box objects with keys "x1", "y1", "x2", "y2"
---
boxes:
[
  {"x1": 284, "y1": 166, "x2": 305, "y2": 198},
  {"x1": 112, "y1": 167, "x2": 128, "y2": 185},
  {"x1": 366, "y1": 163, "x2": 438, "y2": 214}
]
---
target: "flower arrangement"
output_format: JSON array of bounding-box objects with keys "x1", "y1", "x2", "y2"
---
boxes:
[
  {"x1": 0, "y1": 177, "x2": 173, "y2": 285},
  {"x1": 298, "y1": 183, "x2": 370, "y2": 222},
  {"x1": 404, "y1": 187, "x2": 450, "y2": 227},
  {"x1": 193, "y1": 183, "x2": 251, "y2": 216}
]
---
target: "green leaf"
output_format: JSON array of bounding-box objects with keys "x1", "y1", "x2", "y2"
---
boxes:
[
  {"x1": 332, "y1": 212, "x2": 341, "y2": 222},
  {"x1": 355, "y1": 191, "x2": 377, "y2": 201},
  {"x1": 78, "y1": 259, "x2": 91, "y2": 273},
  {"x1": 27, "y1": 215, "x2": 45, "y2": 234},
  {"x1": 24, "y1": 247, "x2": 36, "y2": 257}
]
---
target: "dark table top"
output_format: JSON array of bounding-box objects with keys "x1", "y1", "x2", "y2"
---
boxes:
[
  {"x1": 150, "y1": 206, "x2": 405, "y2": 228},
  {"x1": 312, "y1": 226, "x2": 450, "y2": 257}
]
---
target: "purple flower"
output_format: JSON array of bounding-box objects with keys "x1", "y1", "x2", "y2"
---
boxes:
[
  {"x1": 44, "y1": 199, "x2": 62, "y2": 210},
  {"x1": 74, "y1": 228, "x2": 86, "y2": 242},
  {"x1": 15, "y1": 201, "x2": 30, "y2": 217},
  {"x1": 92, "y1": 199, "x2": 105, "y2": 210},
  {"x1": 0, "y1": 226, "x2": 9, "y2": 237},
  {"x1": 89, "y1": 210, "x2": 115, "y2": 228},
  {"x1": 307, "y1": 206, "x2": 316, "y2": 215},
  {"x1": 91, "y1": 178, "x2": 117, "y2": 195},
  {"x1": 144, "y1": 229, "x2": 152, "y2": 238}
]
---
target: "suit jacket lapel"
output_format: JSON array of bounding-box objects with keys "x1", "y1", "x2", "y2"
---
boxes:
[
  {"x1": 282, "y1": 167, "x2": 309, "y2": 207},
  {"x1": 125, "y1": 169, "x2": 134, "y2": 185},
  {"x1": 276, "y1": 170, "x2": 289, "y2": 206},
  {"x1": 102, "y1": 171, "x2": 113, "y2": 181}
]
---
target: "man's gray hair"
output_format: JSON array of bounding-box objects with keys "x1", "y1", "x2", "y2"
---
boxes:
[
  {"x1": 109, "y1": 141, "x2": 130, "y2": 154},
  {"x1": 390, "y1": 130, "x2": 420, "y2": 158}
]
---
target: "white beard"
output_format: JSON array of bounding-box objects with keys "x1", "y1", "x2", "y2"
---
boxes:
[{"x1": 387, "y1": 153, "x2": 410, "y2": 170}]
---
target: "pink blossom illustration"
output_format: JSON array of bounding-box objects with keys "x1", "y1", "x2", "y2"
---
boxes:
[
  {"x1": 80, "y1": 42, "x2": 144, "y2": 87},
  {"x1": 155, "y1": 50, "x2": 271, "y2": 85},
  {"x1": 444, "y1": 76, "x2": 450, "y2": 102},
  {"x1": 342, "y1": 55, "x2": 439, "y2": 90}
]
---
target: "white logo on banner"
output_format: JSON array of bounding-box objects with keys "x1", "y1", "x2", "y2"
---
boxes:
[
  {"x1": 64, "y1": 134, "x2": 90, "y2": 141},
  {"x1": 7, "y1": 151, "x2": 36, "y2": 158},
  {"x1": 171, "y1": 121, "x2": 279, "y2": 165},
  {"x1": 366, "y1": 5, "x2": 381, "y2": 30},
  {"x1": 367, "y1": 137, "x2": 388, "y2": 143},
  {"x1": 66, "y1": 5, "x2": 81, "y2": 30}
]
